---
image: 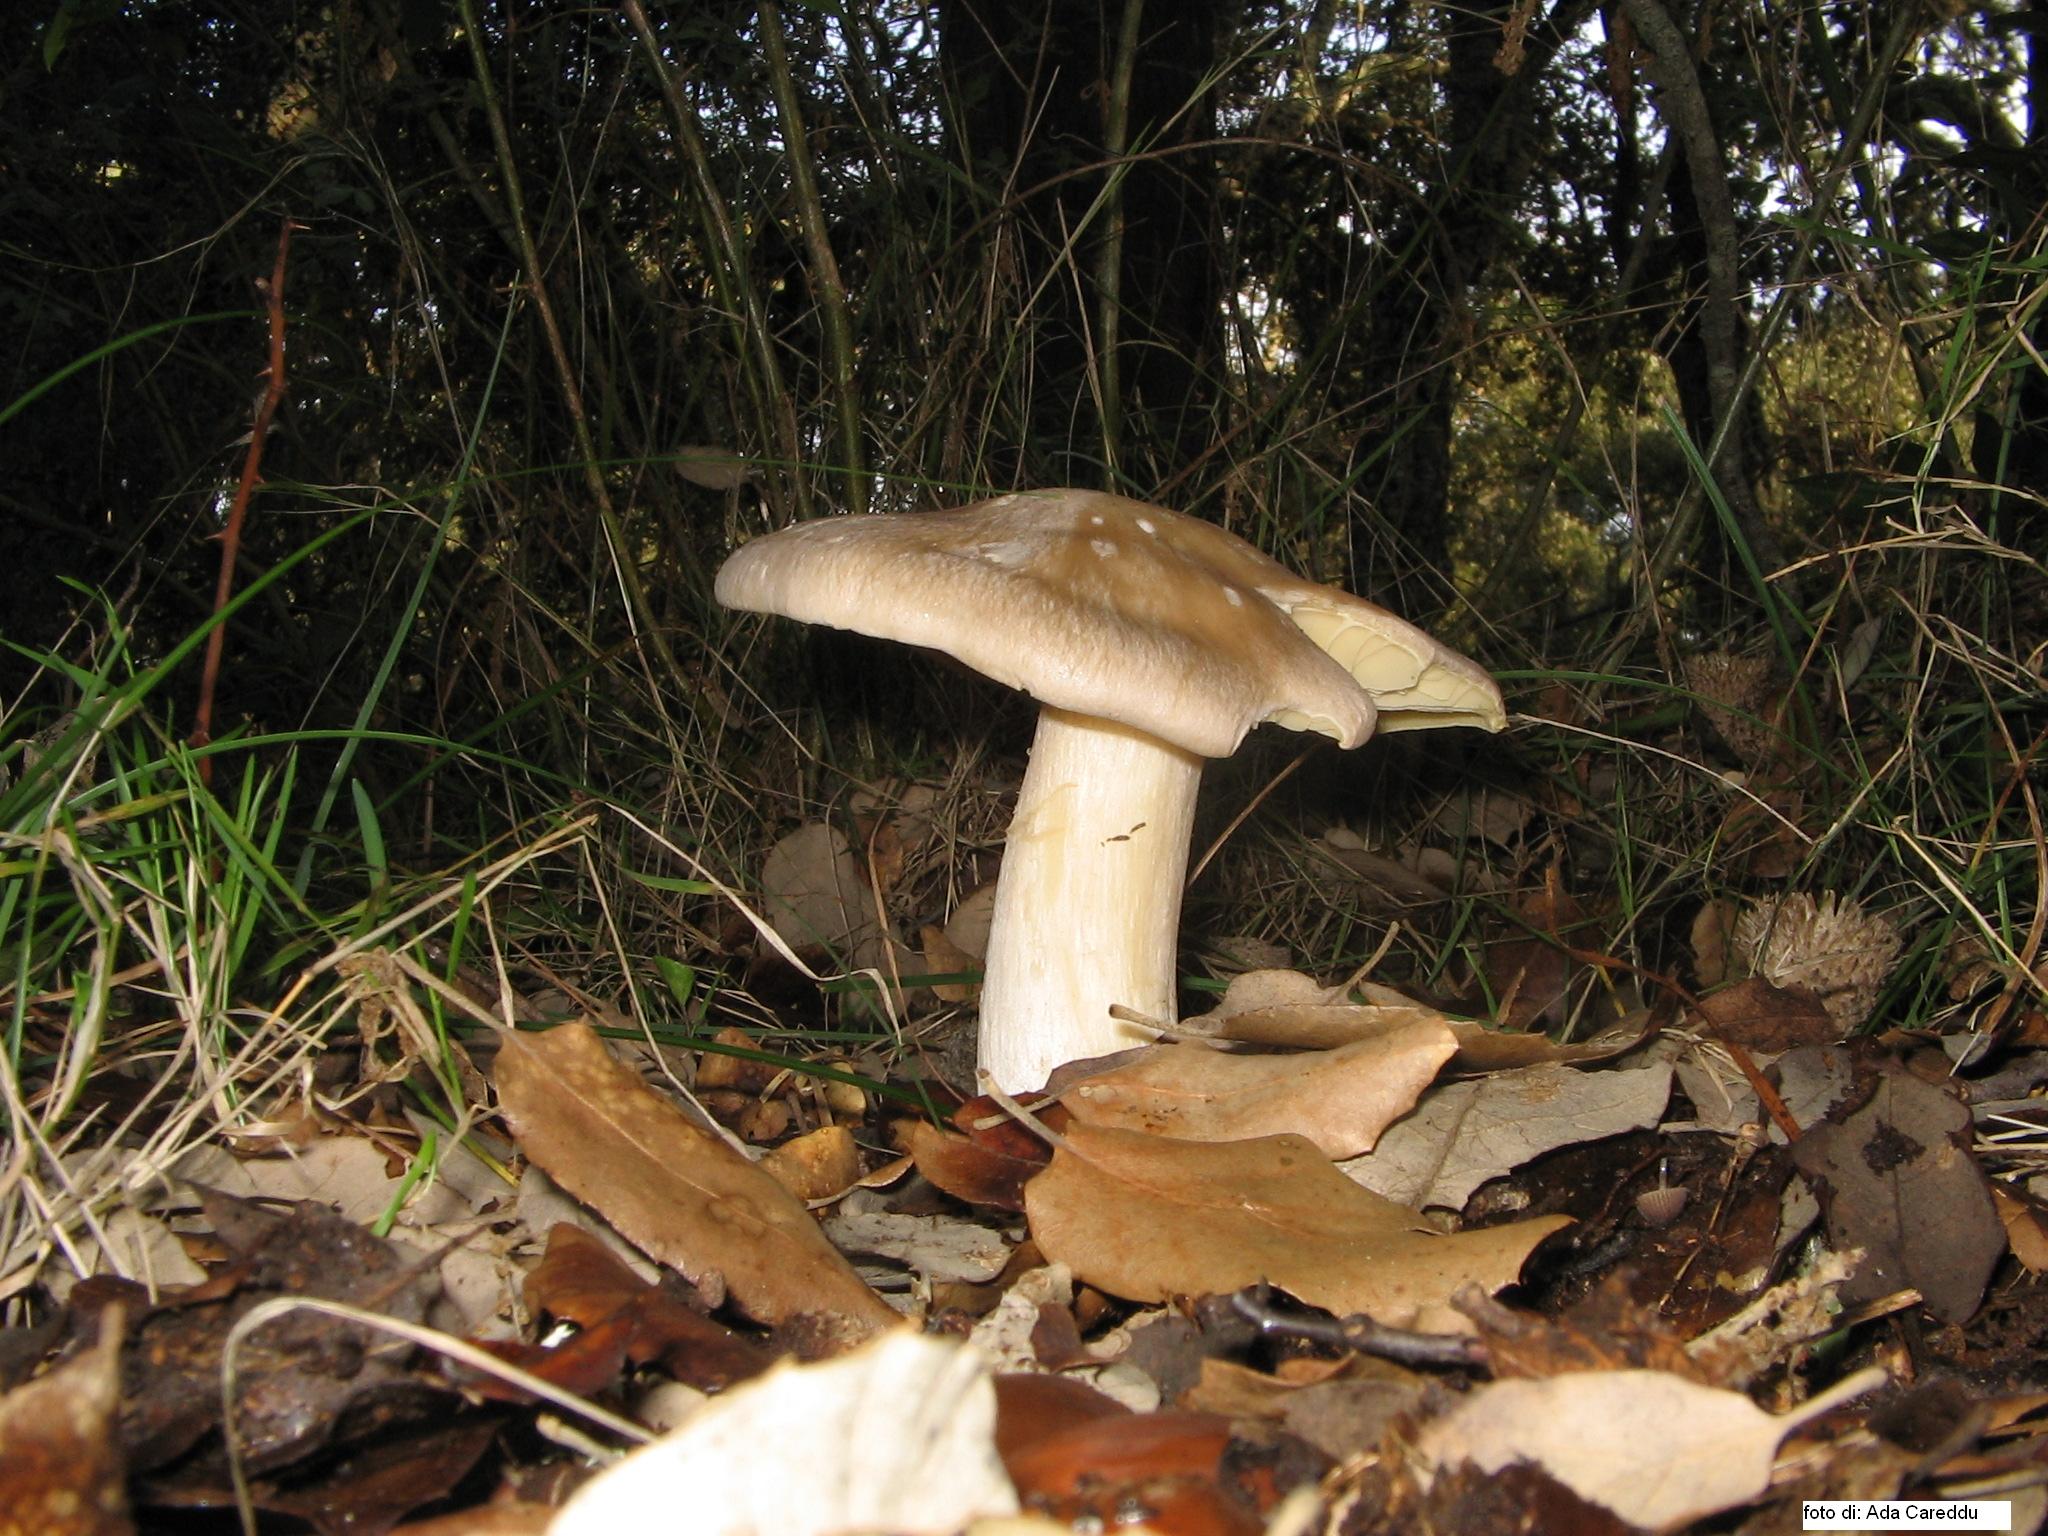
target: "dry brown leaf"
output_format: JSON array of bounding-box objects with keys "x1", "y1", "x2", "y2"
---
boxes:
[
  {"x1": 1789, "y1": 1061, "x2": 2005, "y2": 1323},
  {"x1": 1992, "y1": 1187, "x2": 2048, "y2": 1274},
  {"x1": 944, "y1": 881, "x2": 999, "y2": 960},
  {"x1": 1180, "y1": 967, "x2": 1449, "y2": 1048},
  {"x1": 1415, "y1": 1365, "x2": 1884, "y2": 1529},
  {"x1": 1444, "y1": 1014, "x2": 1653, "y2": 1073},
  {"x1": 0, "y1": 1310, "x2": 130, "y2": 1536},
  {"x1": 1025, "y1": 1122, "x2": 1569, "y2": 1330},
  {"x1": 493, "y1": 1021, "x2": 898, "y2": 1339},
  {"x1": 761, "y1": 822, "x2": 888, "y2": 968},
  {"x1": 1058, "y1": 1027, "x2": 1456, "y2": 1158},
  {"x1": 1692, "y1": 976, "x2": 1839, "y2": 1051},
  {"x1": 894, "y1": 1117, "x2": 1044, "y2": 1212},
  {"x1": 1691, "y1": 898, "x2": 1740, "y2": 988},
  {"x1": 761, "y1": 1124, "x2": 864, "y2": 1202}
]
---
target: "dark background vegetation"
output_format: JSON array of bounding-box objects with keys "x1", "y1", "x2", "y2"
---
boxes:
[{"x1": 1, "y1": 0, "x2": 2042, "y2": 1010}]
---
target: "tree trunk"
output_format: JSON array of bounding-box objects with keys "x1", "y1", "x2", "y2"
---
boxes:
[{"x1": 939, "y1": 0, "x2": 1223, "y2": 489}]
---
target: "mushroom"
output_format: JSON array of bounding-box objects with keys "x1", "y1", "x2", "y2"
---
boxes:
[{"x1": 716, "y1": 489, "x2": 1505, "y2": 1092}]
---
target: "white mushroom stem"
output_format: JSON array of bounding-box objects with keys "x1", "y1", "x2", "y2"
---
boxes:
[{"x1": 976, "y1": 705, "x2": 1204, "y2": 1093}]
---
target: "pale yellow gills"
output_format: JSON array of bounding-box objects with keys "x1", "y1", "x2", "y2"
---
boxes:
[{"x1": 1272, "y1": 592, "x2": 1507, "y2": 733}]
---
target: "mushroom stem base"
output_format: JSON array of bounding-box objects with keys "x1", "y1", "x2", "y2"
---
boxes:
[{"x1": 977, "y1": 707, "x2": 1202, "y2": 1093}]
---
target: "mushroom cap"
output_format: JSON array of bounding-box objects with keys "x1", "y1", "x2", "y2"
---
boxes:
[{"x1": 715, "y1": 489, "x2": 1505, "y2": 759}]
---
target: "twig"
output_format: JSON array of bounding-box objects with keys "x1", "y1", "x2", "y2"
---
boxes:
[{"x1": 191, "y1": 216, "x2": 300, "y2": 783}]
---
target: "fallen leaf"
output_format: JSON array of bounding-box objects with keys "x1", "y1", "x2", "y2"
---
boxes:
[
  {"x1": 0, "y1": 1310, "x2": 129, "y2": 1536},
  {"x1": 1692, "y1": 976, "x2": 1839, "y2": 1051},
  {"x1": 919, "y1": 922, "x2": 982, "y2": 1003},
  {"x1": 894, "y1": 1116, "x2": 1048, "y2": 1212},
  {"x1": 1790, "y1": 1061, "x2": 2005, "y2": 1323},
  {"x1": 1444, "y1": 1014, "x2": 1654, "y2": 1073},
  {"x1": 548, "y1": 1330, "x2": 1017, "y2": 1536},
  {"x1": 1340, "y1": 1061, "x2": 1671, "y2": 1210},
  {"x1": 1341, "y1": 1061, "x2": 1671, "y2": 1210},
  {"x1": 761, "y1": 1124, "x2": 863, "y2": 1201},
  {"x1": 821, "y1": 1206, "x2": 1013, "y2": 1284},
  {"x1": 1692, "y1": 899, "x2": 1740, "y2": 988},
  {"x1": 1180, "y1": 968, "x2": 1452, "y2": 1052},
  {"x1": 999, "y1": 1407, "x2": 1267, "y2": 1536},
  {"x1": 493, "y1": 1021, "x2": 897, "y2": 1339},
  {"x1": 250, "y1": 1413, "x2": 502, "y2": 1534},
  {"x1": 517, "y1": 1224, "x2": 771, "y2": 1393},
  {"x1": 760, "y1": 822, "x2": 887, "y2": 969},
  {"x1": 1059, "y1": 1028, "x2": 1455, "y2": 1158},
  {"x1": 1992, "y1": 1187, "x2": 2048, "y2": 1274},
  {"x1": 1183, "y1": 968, "x2": 1649, "y2": 1070},
  {"x1": 943, "y1": 881, "x2": 999, "y2": 960},
  {"x1": 79, "y1": 1190, "x2": 442, "y2": 1476},
  {"x1": 1414, "y1": 1365, "x2": 1884, "y2": 1529},
  {"x1": 1025, "y1": 1122, "x2": 1569, "y2": 1331}
]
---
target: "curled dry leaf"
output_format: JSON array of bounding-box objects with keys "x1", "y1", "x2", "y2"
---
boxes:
[
  {"x1": 1058, "y1": 1026, "x2": 1456, "y2": 1159},
  {"x1": 760, "y1": 1124, "x2": 864, "y2": 1202},
  {"x1": 493, "y1": 1021, "x2": 898, "y2": 1340},
  {"x1": 894, "y1": 1116, "x2": 1047, "y2": 1212},
  {"x1": 1183, "y1": 966, "x2": 1643, "y2": 1072},
  {"x1": 1025, "y1": 1122, "x2": 1570, "y2": 1331},
  {"x1": 1180, "y1": 967, "x2": 1451, "y2": 1052}
]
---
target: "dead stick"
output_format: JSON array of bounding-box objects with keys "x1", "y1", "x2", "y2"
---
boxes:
[{"x1": 192, "y1": 216, "x2": 300, "y2": 783}]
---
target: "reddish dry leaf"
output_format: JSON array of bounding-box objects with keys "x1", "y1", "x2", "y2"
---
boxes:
[
  {"x1": 520, "y1": 1224, "x2": 771, "y2": 1392},
  {"x1": 893, "y1": 1114, "x2": 1048, "y2": 1211},
  {"x1": 0, "y1": 1312, "x2": 130, "y2": 1536},
  {"x1": 1692, "y1": 976, "x2": 1839, "y2": 1050},
  {"x1": 1025, "y1": 1122, "x2": 1570, "y2": 1329},
  {"x1": 992, "y1": 1371, "x2": 1131, "y2": 1463},
  {"x1": 493, "y1": 1021, "x2": 897, "y2": 1340},
  {"x1": 994, "y1": 1374, "x2": 1316, "y2": 1536},
  {"x1": 1058, "y1": 1027, "x2": 1456, "y2": 1158}
]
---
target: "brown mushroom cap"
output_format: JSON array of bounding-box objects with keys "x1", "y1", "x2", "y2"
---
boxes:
[{"x1": 715, "y1": 489, "x2": 1503, "y2": 758}]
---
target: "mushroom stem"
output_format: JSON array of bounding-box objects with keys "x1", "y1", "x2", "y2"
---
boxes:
[{"x1": 977, "y1": 706, "x2": 1203, "y2": 1092}]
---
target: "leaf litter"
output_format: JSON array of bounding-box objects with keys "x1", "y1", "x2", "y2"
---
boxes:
[{"x1": 5, "y1": 917, "x2": 2044, "y2": 1533}]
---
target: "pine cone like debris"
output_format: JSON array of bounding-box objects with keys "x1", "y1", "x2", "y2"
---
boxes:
[
  {"x1": 1686, "y1": 652, "x2": 1779, "y2": 768},
  {"x1": 1731, "y1": 892, "x2": 1899, "y2": 1030}
]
